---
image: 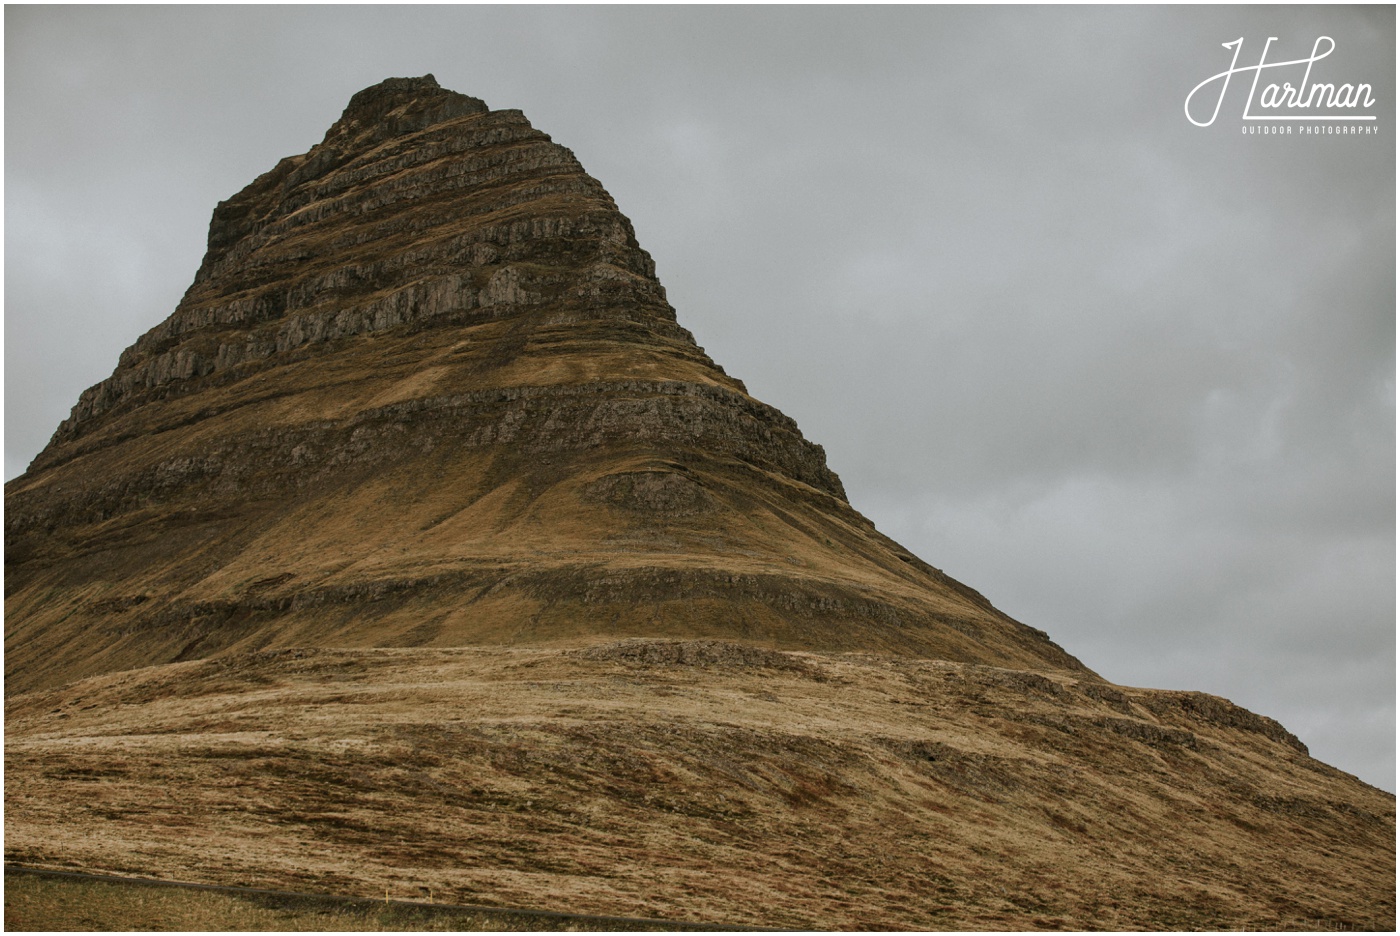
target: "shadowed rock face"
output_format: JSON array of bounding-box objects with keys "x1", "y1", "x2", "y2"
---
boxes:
[{"x1": 5, "y1": 75, "x2": 1087, "y2": 693}]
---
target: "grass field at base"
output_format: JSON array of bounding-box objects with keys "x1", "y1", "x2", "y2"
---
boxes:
[{"x1": 3, "y1": 868, "x2": 713, "y2": 932}]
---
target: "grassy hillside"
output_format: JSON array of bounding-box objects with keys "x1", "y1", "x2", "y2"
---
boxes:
[{"x1": 6, "y1": 640, "x2": 1392, "y2": 930}]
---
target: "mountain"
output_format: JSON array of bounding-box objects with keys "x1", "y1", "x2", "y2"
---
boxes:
[
  {"x1": 4, "y1": 76, "x2": 1392, "y2": 930},
  {"x1": 4, "y1": 75, "x2": 1084, "y2": 695}
]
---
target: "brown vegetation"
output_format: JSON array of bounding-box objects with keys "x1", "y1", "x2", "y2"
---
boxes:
[
  {"x1": 4, "y1": 868, "x2": 706, "y2": 931},
  {"x1": 6, "y1": 640, "x2": 1393, "y2": 930}
]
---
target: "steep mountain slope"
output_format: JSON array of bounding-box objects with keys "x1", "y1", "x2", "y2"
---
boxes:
[{"x1": 4, "y1": 75, "x2": 1083, "y2": 694}]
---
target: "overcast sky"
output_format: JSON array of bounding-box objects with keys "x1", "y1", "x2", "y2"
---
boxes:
[{"x1": 5, "y1": 5, "x2": 1394, "y2": 792}]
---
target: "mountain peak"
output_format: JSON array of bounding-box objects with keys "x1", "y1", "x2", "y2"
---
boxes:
[
  {"x1": 347, "y1": 73, "x2": 443, "y2": 101},
  {"x1": 332, "y1": 73, "x2": 487, "y2": 138}
]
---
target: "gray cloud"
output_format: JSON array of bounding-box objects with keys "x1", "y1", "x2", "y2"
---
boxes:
[{"x1": 5, "y1": 6, "x2": 1393, "y2": 790}]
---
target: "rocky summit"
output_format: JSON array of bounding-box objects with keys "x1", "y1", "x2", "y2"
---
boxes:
[{"x1": 4, "y1": 77, "x2": 1394, "y2": 930}]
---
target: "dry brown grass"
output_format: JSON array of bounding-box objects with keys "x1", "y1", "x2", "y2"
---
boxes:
[
  {"x1": 3, "y1": 869, "x2": 704, "y2": 931},
  {"x1": 6, "y1": 640, "x2": 1393, "y2": 931}
]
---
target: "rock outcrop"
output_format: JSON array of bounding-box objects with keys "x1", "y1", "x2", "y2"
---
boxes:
[{"x1": 5, "y1": 75, "x2": 1084, "y2": 693}]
